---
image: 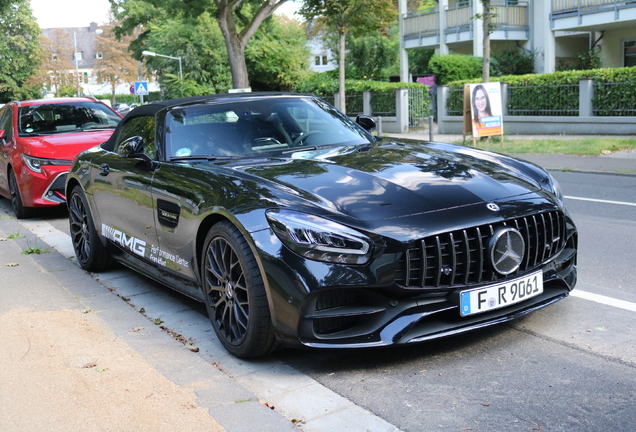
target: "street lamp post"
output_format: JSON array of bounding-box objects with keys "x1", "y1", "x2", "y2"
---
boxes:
[
  {"x1": 73, "y1": 31, "x2": 81, "y2": 96},
  {"x1": 142, "y1": 50, "x2": 183, "y2": 97}
]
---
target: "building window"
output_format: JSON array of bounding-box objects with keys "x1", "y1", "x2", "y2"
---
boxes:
[
  {"x1": 95, "y1": 51, "x2": 103, "y2": 59},
  {"x1": 314, "y1": 55, "x2": 329, "y2": 66},
  {"x1": 75, "y1": 51, "x2": 83, "y2": 61},
  {"x1": 624, "y1": 39, "x2": 636, "y2": 67},
  {"x1": 83, "y1": 72, "x2": 89, "y2": 83},
  {"x1": 52, "y1": 53, "x2": 59, "y2": 61}
]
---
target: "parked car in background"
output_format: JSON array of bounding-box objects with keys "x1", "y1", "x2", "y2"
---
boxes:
[
  {"x1": 113, "y1": 103, "x2": 131, "y2": 116},
  {"x1": 66, "y1": 93, "x2": 577, "y2": 358},
  {"x1": 0, "y1": 97, "x2": 122, "y2": 218}
]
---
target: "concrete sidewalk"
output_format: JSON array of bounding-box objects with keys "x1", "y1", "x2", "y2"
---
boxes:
[
  {"x1": 387, "y1": 131, "x2": 636, "y2": 176},
  {"x1": 0, "y1": 210, "x2": 295, "y2": 432}
]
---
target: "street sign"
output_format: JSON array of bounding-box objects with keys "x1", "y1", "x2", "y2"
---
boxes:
[
  {"x1": 129, "y1": 85, "x2": 135, "y2": 94},
  {"x1": 134, "y1": 81, "x2": 149, "y2": 96}
]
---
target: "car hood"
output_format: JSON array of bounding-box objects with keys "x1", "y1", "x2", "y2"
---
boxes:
[
  {"x1": 232, "y1": 141, "x2": 547, "y2": 221},
  {"x1": 21, "y1": 130, "x2": 115, "y2": 160}
]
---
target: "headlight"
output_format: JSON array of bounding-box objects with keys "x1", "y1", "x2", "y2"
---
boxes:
[
  {"x1": 266, "y1": 209, "x2": 373, "y2": 265},
  {"x1": 541, "y1": 173, "x2": 563, "y2": 204},
  {"x1": 22, "y1": 154, "x2": 72, "y2": 174}
]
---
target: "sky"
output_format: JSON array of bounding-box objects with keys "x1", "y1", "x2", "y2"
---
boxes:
[
  {"x1": 30, "y1": 0, "x2": 301, "y2": 29},
  {"x1": 31, "y1": 0, "x2": 112, "y2": 29}
]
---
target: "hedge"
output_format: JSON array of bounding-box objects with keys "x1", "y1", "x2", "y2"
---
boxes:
[
  {"x1": 445, "y1": 67, "x2": 636, "y2": 117},
  {"x1": 293, "y1": 74, "x2": 432, "y2": 118}
]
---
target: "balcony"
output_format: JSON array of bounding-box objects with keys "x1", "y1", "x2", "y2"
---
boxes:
[
  {"x1": 551, "y1": 0, "x2": 636, "y2": 30},
  {"x1": 403, "y1": 7, "x2": 440, "y2": 48},
  {"x1": 402, "y1": 1, "x2": 529, "y2": 49}
]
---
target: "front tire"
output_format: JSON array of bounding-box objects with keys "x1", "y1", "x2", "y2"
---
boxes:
[
  {"x1": 9, "y1": 170, "x2": 36, "y2": 219},
  {"x1": 68, "y1": 185, "x2": 113, "y2": 271},
  {"x1": 202, "y1": 221, "x2": 278, "y2": 358}
]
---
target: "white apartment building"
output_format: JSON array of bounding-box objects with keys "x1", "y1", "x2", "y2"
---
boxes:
[{"x1": 399, "y1": 0, "x2": 636, "y2": 74}]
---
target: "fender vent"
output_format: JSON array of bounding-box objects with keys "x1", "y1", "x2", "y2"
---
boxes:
[{"x1": 157, "y1": 199, "x2": 180, "y2": 229}]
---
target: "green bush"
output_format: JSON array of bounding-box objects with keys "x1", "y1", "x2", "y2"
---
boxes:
[
  {"x1": 428, "y1": 54, "x2": 482, "y2": 85},
  {"x1": 492, "y1": 49, "x2": 536, "y2": 76},
  {"x1": 444, "y1": 67, "x2": 636, "y2": 117}
]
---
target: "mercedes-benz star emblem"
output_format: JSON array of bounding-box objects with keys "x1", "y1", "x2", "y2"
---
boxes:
[
  {"x1": 490, "y1": 227, "x2": 525, "y2": 275},
  {"x1": 487, "y1": 203, "x2": 500, "y2": 212}
]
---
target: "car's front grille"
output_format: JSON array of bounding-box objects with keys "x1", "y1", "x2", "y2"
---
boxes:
[{"x1": 395, "y1": 210, "x2": 567, "y2": 289}]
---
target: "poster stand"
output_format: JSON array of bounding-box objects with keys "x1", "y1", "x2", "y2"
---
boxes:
[
  {"x1": 462, "y1": 83, "x2": 505, "y2": 147},
  {"x1": 462, "y1": 85, "x2": 475, "y2": 146}
]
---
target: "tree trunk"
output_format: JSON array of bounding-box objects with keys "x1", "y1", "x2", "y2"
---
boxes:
[
  {"x1": 216, "y1": 2, "x2": 250, "y2": 89},
  {"x1": 338, "y1": 29, "x2": 346, "y2": 114},
  {"x1": 482, "y1": 0, "x2": 491, "y2": 83},
  {"x1": 214, "y1": 0, "x2": 287, "y2": 91}
]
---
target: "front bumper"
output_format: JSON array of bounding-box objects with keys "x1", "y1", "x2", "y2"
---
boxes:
[
  {"x1": 298, "y1": 243, "x2": 576, "y2": 348},
  {"x1": 253, "y1": 212, "x2": 578, "y2": 349},
  {"x1": 15, "y1": 163, "x2": 69, "y2": 207}
]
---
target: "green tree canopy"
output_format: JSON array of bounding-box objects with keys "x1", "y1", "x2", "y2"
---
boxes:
[
  {"x1": 345, "y1": 33, "x2": 398, "y2": 81},
  {"x1": 300, "y1": 0, "x2": 395, "y2": 113},
  {"x1": 142, "y1": 12, "x2": 232, "y2": 98},
  {"x1": 245, "y1": 15, "x2": 311, "y2": 91},
  {"x1": 0, "y1": 0, "x2": 42, "y2": 102},
  {"x1": 110, "y1": 0, "x2": 288, "y2": 90}
]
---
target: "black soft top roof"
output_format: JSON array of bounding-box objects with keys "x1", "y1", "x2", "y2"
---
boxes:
[
  {"x1": 102, "y1": 92, "x2": 309, "y2": 151},
  {"x1": 126, "y1": 91, "x2": 306, "y2": 119}
]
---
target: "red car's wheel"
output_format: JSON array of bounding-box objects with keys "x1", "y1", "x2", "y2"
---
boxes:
[{"x1": 8, "y1": 169, "x2": 36, "y2": 219}]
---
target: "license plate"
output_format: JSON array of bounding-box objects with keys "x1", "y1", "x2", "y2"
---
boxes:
[{"x1": 459, "y1": 271, "x2": 543, "y2": 317}]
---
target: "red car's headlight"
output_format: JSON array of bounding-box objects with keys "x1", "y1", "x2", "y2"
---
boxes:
[{"x1": 22, "y1": 154, "x2": 72, "y2": 174}]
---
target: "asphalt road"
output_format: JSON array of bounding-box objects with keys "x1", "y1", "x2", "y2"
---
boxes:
[{"x1": 4, "y1": 170, "x2": 636, "y2": 432}]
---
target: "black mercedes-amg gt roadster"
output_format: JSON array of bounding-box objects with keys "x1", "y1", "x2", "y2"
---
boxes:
[{"x1": 66, "y1": 93, "x2": 577, "y2": 358}]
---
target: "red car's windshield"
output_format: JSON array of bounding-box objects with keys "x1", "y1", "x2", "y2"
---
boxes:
[{"x1": 18, "y1": 102, "x2": 121, "y2": 136}]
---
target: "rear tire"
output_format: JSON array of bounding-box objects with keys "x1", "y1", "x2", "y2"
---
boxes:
[
  {"x1": 201, "y1": 221, "x2": 278, "y2": 358},
  {"x1": 68, "y1": 185, "x2": 114, "y2": 271},
  {"x1": 9, "y1": 170, "x2": 36, "y2": 219}
]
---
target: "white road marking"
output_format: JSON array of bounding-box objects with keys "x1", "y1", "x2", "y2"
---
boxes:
[
  {"x1": 565, "y1": 195, "x2": 636, "y2": 207},
  {"x1": 570, "y1": 290, "x2": 636, "y2": 313}
]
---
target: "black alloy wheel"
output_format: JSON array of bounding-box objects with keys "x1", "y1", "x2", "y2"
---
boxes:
[
  {"x1": 202, "y1": 221, "x2": 278, "y2": 358},
  {"x1": 8, "y1": 170, "x2": 36, "y2": 219},
  {"x1": 68, "y1": 185, "x2": 113, "y2": 272}
]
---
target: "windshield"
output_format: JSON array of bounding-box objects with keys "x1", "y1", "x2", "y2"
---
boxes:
[
  {"x1": 18, "y1": 101, "x2": 121, "y2": 136},
  {"x1": 165, "y1": 96, "x2": 374, "y2": 160}
]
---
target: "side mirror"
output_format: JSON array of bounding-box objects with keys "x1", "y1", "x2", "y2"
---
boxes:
[
  {"x1": 0, "y1": 129, "x2": 6, "y2": 146},
  {"x1": 356, "y1": 115, "x2": 376, "y2": 133},
  {"x1": 118, "y1": 135, "x2": 145, "y2": 158}
]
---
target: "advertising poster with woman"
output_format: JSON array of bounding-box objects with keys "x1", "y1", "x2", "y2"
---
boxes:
[{"x1": 469, "y1": 82, "x2": 503, "y2": 138}]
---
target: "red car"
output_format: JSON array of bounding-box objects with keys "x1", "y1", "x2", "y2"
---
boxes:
[{"x1": 0, "y1": 97, "x2": 122, "y2": 218}]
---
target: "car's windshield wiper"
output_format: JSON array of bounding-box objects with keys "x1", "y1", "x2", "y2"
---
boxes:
[
  {"x1": 81, "y1": 125, "x2": 117, "y2": 131},
  {"x1": 41, "y1": 129, "x2": 82, "y2": 134},
  {"x1": 169, "y1": 154, "x2": 244, "y2": 162},
  {"x1": 280, "y1": 144, "x2": 344, "y2": 154}
]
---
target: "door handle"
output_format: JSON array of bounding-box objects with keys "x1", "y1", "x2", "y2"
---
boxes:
[{"x1": 98, "y1": 164, "x2": 110, "y2": 176}]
